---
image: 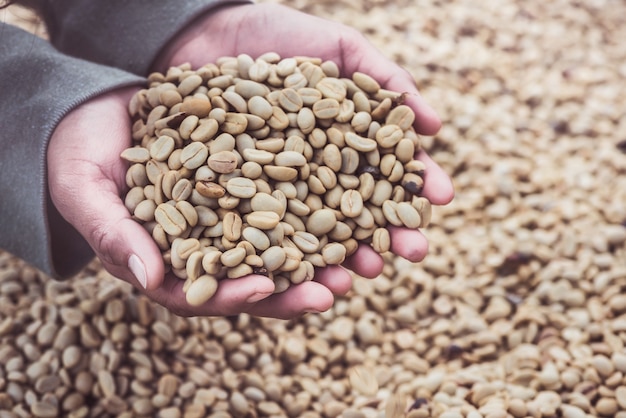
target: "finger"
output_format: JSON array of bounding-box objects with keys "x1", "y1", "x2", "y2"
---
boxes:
[
  {"x1": 342, "y1": 245, "x2": 384, "y2": 279},
  {"x1": 145, "y1": 274, "x2": 276, "y2": 317},
  {"x1": 388, "y1": 226, "x2": 429, "y2": 262},
  {"x1": 313, "y1": 265, "x2": 354, "y2": 295},
  {"x1": 245, "y1": 281, "x2": 336, "y2": 319},
  {"x1": 416, "y1": 151, "x2": 455, "y2": 205}
]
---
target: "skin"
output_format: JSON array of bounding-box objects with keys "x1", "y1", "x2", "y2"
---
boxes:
[{"x1": 47, "y1": 3, "x2": 454, "y2": 319}]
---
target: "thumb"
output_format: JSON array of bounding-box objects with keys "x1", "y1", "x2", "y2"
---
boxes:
[{"x1": 54, "y1": 182, "x2": 164, "y2": 291}]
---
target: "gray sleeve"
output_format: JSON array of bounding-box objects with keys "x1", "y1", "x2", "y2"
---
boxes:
[
  {"x1": 0, "y1": 23, "x2": 145, "y2": 278},
  {"x1": 44, "y1": 0, "x2": 252, "y2": 76}
]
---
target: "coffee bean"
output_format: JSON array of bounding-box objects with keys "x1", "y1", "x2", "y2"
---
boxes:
[
  {"x1": 155, "y1": 203, "x2": 187, "y2": 236},
  {"x1": 207, "y1": 150, "x2": 238, "y2": 174}
]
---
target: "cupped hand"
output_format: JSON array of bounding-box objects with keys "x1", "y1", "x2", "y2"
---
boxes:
[
  {"x1": 153, "y1": 3, "x2": 455, "y2": 293},
  {"x1": 47, "y1": 88, "x2": 339, "y2": 319}
]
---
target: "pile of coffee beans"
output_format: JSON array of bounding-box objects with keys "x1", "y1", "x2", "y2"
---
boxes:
[{"x1": 122, "y1": 53, "x2": 431, "y2": 305}]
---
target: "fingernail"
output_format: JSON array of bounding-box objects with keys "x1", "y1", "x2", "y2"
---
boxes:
[
  {"x1": 128, "y1": 254, "x2": 147, "y2": 289},
  {"x1": 246, "y1": 292, "x2": 272, "y2": 303},
  {"x1": 304, "y1": 309, "x2": 323, "y2": 314}
]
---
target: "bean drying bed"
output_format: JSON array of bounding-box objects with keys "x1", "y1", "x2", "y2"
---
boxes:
[{"x1": 1, "y1": 0, "x2": 626, "y2": 417}]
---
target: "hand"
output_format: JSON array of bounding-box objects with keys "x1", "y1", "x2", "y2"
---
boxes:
[
  {"x1": 153, "y1": 3, "x2": 455, "y2": 305},
  {"x1": 48, "y1": 88, "x2": 334, "y2": 319}
]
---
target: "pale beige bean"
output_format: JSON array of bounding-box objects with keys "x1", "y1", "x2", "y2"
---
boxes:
[
  {"x1": 242, "y1": 227, "x2": 271, "y2": 251},
  {"x1": 246, "y1": 211, "x2": 281, "y2": 229},
  {"x1": 340, "y1": 148, "x2": 360, "y2": 174},
  {"x1": 376, "y1": 124, "x2": 404, "y2": 148},
  {"x1": 324, "y1": 184, "x2": 345, "y2": 209},
  {"x1": 298, "y1": 87, "x2": 323, "y2": 106},
  {"x1": 126, "y1": 163, "x2": 148, "y2": 187},
  {"x1": 309, "y1": 128, "x2": 327, "y2": 149},
  {"x1": 155, "y1": 204, "x2": 187, "y2": 236},
  {"x1": 235, "y1": 79, "x2": 271, "y2": 98},
  {"x1": 264, "y1": 165, "x2": 298, "y2": 181},
  {"x1": 179, "y1": 115, "x2": 199, "y2": 140},
  {"x1": 256, "y1": 137, "x2": 285, "y2": 153},
  {"x1": 220, "y1": 247, "x2": 247, "y2": 268},
  {"x1": 190, "y1": 119, "x2": 219, "y2": 143},
  {"x1": 207, "y1": 134, "x2": 235, "y2": 155},
  {"x1": 322, "y1": 242, "x2": 347, "y2": 265},
  {"x1": 222, "y1": 91, "x2": 248, "y2": 113},
  {"x1": 177, "y1": 238, "x2": 201, "y2": 260},
  {"x1": 150, "y1": 136, "x2": 175, "y2": 161},
  {"x1": 180, "y1": 98, "x2": 212, "y2": 118},
  {"x1": 186, "y1": 275, "x2": 218, "y2": 306},
  {"x1": 180, "y1": 142, "x2": 209, "y2": 170},
  {"x1": 227, "y1": 263, "x2": 254, "y2": 279},
  {"x1": 353, "y1": 91, "x2": 371, "y2": 113},
  {"x1": 242, "y1": 148, "x2": 275, "y2": 165},
  {"x1": 121, "y1": 147, "x2": 150, "y2": 163},
  {"x1": 358, "y1": 173, "x2": 376, "y2": 201},
  {"x1": 371, "y1": 97, "x2": 392, "y2": 120},
  {"x1": 278, "y1": 88, "x2": 303, "y2": 113},
  {"x1": 337, "y1": 99, "x2": 356, "y2": 123},
  {"x1": 284, "y1": 135, "x2": 305, "y2": 152},
  {"x1": 306, "y1": 209, "x2": 337, "y2": 236},
  {"x1": 317, "y1": 166, "x2": 337, "y2": 190},
  {"x1": 240, "y1": 161, "x2": 263, "y2": 179},
  {"x1": 176, "y1": 201, "x2": 198, "y2": 227},
  {"x1": 307, "y1": 174, "x2": 326, "y2": 195},
  {"x1": 404, "y1": 159, "x2": 426, "y2": 175},
  {"x1": 382, "y1": 200, "x2": 403, "y2": 227},
  {"x1": 395, "y1": 138, "x2": 416, "y2": 163},
  {"x1": 178, "y1": 74, "x2": 202, "y2": 96},
  {"x1": 267, "y1": 106, "x2": 290, "y2": 130},
  {"x1": 226, "y1": 177, "x2": 257, "y2": 198},
  {"x1": 284, "y1": 72, "x2": 308, "y2": 89},
  {"x1": 186, "y1": 251, "x2": 204, "y2": 281},
  {"x1": 345, "y1": 132, "x2": 377, "y2": 152},
  {"x1": 354, "y1": 207, "x2": 375, "y2": 229},
  {"x1": 274, "y1": 151, "x2": 307, "y2": 167},
  {"x1": 411, "y1": 196, "x2": 432, "y2": 228},
  {"x1": 370, "y1": 180, "x2": 394, "y2": 206},
  {"x1": 352, "y1": 72, "x2": 381, "y2": 94},
  {"x1": 386, "y1": 105, "x2": 415, "y2": 130},
  {"x1": 316, "y1": 77, "x2": 347, "y2": 101},
  {"x1": 218, "y1": 194, "x2": 240, "y2": 210},
  {"x1": 380, "y1": 154, "x2": 397, "y2": 177},
  {"x1": 328, "y1": 221, "x2": 353, "y2": 241},
  {"x1": 280, "y1": 246, "x2": 303, "y2": 272},
  {"x1": 372, "y1": 228, "x2": 391, "y2": 253},
  {"x1": 287, "y1": 199, "x2": 311, "y2": 217},
  {"x1": 292, "y1": 231, "x2": 321, "y2": 254},
  {"x1": 222, "y1": 113, "x2": 248, "y2": 135},
  {"x1": 322, "y1": 143, "x2": 342, "y2": 172},
  {"x1": 313, "y1": 98, "x2": 340, "y2": 119},
  {"x1": 248, "y1": 95, "x2": 273, "y2": 120},
  {"x1": 208, "y1": 150, "x2": 238, "y2": 173},
  {"x1": 250, "y1": 193, "x2": 284, "y2": 215},
  {"x1": 125, "y1": 187, "x2": 145, "y2": 213},
  {"x1": 222, "y1": 212, "x2": 242, "y2": 241},
  {"x1": 202, "y1": 250, "x2": 222, "y2": 275},
  {"x1": 133, "y1": 199, "x2": 156, "y2": 222},
  {"x1": 349, "y1": 109, "x2": 371, "y2": 135},
  {"x1": 341, "y1": 190, "x2": 364, "y2": 218},
  {"x1": 169, "y1": 178, "x2": 192, "y2": 202}
]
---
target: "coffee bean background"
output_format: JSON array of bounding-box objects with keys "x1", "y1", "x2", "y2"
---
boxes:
[{"x1": 1, "y1": 0, "x2": 626, "y2": 417}]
